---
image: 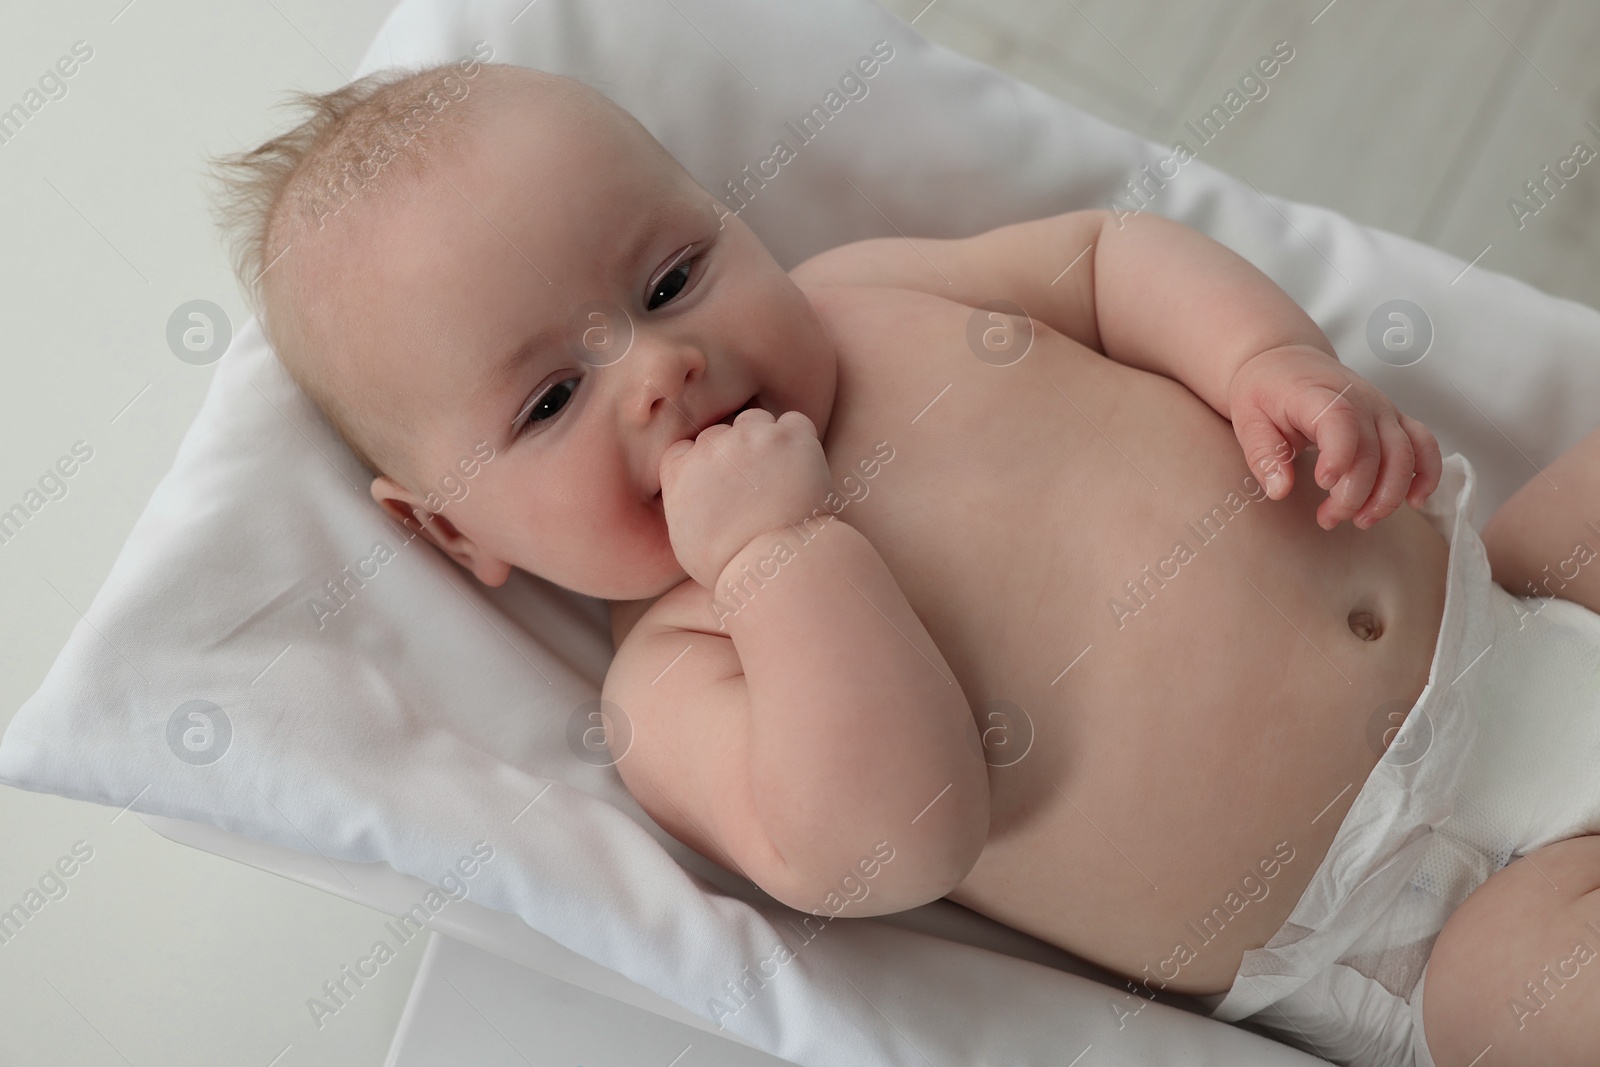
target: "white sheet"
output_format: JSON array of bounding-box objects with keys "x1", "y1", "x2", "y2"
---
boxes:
[{"x1": 6, "y1": 1, "x2": 1600, "y2": 1064}]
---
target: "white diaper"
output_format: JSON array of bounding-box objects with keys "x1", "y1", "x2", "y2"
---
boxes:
[{"x1": 1196, "y1": 452, "x2": 1600, "y2": 1067}]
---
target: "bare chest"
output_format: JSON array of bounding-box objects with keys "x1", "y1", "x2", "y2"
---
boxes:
[{"x1": 799, "y1": 285, "x2": 1450, "y2": 992}]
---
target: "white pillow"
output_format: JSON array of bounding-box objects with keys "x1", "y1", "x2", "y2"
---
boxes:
[{"x1": 6, "y1": 1, "x2": 1600, "y2": 1065}]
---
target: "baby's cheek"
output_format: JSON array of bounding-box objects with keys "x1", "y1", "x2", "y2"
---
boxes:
[
  {"x1": 605, "y1": 493, "x2": 668, "y2": 559},
  {"x1": 642, "y1": 499, "x2": 677, "y2": 556}
]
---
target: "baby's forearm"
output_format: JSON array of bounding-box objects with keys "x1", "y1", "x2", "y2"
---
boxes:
[
  {"x1": 1091, "y1": 211, "x2": 1337, "y2": 418},
  {"x1": 715, "y1": 518, "x2": 989, "y2": 915}
]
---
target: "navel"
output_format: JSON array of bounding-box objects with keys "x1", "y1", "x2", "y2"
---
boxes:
[{"x1": 1348, "y1": 607, "x2": 1383, "y2": 642}]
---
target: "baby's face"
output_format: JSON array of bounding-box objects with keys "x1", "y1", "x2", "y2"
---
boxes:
[{"x1": 306, "y1": 85, "x2": 839, "y2": 601}]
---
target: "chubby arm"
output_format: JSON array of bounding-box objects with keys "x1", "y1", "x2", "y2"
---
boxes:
[
  {"x1": 719, "y1": 519, "x2": 990, "y2": 914},
  {"x1": 792, "y1": 210, "x2": 1439, "y2": 526},
  {"x1": 1085, "y1": 211, "x2": 1338, "y2": 418},
  {"x1": 606, "y1": 521, "x2": 990, "y2": 918},
  {"x1": 1081, "y1": 212, "x2": 1439, "y2": 519},
  {"x1": 792, "y1": 208, "x2": 1334, "y2": 417}
]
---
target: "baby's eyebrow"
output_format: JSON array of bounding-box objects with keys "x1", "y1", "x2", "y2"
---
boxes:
[
  {"x1": 476, "y1": 321, "x2": 564, "y2": 410},
  {"x1": 470, "y1": 211, "x2": 675, "y2": 410}
]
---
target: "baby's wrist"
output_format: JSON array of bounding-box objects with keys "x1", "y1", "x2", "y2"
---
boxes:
[
  {"x1": 1245, "y1": 342, "x2": 1340, "y2": 375},
  {"x1": 1227, "y1": 343, "x2": 1340, "y2": 406},
  {"x1": 714, "y1": 515, "x2": 845, "y2": 593}
]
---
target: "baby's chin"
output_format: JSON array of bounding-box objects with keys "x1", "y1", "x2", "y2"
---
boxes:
[
  {"x1": 582, "y1": 571, "x2": 689, "y2": 604},
  {"x1": 547, "y1": 544, "x2": 688, "y2": 602}
]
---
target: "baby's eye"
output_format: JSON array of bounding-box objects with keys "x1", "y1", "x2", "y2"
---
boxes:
[
  {"x1": 647, "y1": 254, "x2": 700, "y2": 311},
  {"x1": 520, "y1": 377, "x2": 579, "y2": 432}
]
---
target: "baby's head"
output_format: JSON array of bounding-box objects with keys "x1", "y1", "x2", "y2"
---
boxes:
[{"x1": 210, "y1": 61, "x2": 838, "y2": 601}]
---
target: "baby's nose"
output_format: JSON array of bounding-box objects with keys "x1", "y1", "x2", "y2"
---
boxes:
[{"x1": 627, "y1": 342, "x2": 707, "y2": 423}]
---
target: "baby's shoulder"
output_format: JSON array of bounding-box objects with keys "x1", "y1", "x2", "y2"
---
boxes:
[
  {"x1": 787, "y1": 213, "x2": 1104, "y2": 354},
  {"x1": 791, "y1": 274, "x2": 984, "y2": 359},
  {"x1": 787, "y1": 237, "x2": 1041, "y2": 373},
  {"x1": 789, "y1": 236, "x2": 993, "y2": 313}
]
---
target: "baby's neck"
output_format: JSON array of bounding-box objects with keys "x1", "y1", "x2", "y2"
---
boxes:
[{"x1": 607, "y1": 594, "x2": 660, "y2": 649}]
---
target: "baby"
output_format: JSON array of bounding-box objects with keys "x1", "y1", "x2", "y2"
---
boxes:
[{"x1": 211, "y1": 59, "x2": 1600, "y2": 1067}]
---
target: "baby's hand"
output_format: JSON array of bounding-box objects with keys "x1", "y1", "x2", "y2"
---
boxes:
[
  {"x1": 1227, "y1": 345, "x2": 1442, "y2": 530},
  {"x1": 658, "y1": 408, "x2": 836, "y2": 589}
]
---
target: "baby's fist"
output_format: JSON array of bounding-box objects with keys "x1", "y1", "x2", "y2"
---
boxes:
[
  {"x1": 658, "y1": 408, "x2": 835, "y2": 590},
  {"x1": 1228, "y1": 345, "x2": 1442, "y2": 530}
]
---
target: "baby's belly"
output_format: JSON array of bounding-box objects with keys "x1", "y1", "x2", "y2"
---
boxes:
[
  {"x1": 830, "y1": 317, "x2": 1451, "y2": 995},
  {"x1": 943, "y1": 442, "x2": 1448, "y2": 994}
]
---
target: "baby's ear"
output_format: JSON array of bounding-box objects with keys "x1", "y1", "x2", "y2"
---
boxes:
[
  {"x1": 368, "y1": 475, "x2": 511, "y2": 587},
  {"x1": 369, "y1": 474, "x2": 426, "y2": 534}
]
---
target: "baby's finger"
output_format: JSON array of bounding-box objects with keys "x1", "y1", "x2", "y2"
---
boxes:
[
  {"x1": 1295, "y1": 386, "x2": 1358, "y2": 493},
  {"x1": 776, "y1": 408, "x2": 818, "y2": 437},
  {"x1": 1352, "y1": 414, "x2": 1415, "y2": 529},
  {"x1": 1398, "y1": 412, "x2": 1443, "y2": 508},
  {"x1": 658, "y1": 438, "x2": 695, "y2": 486},
  {"x1": 1318, "y1": 422, "x2": 1382, "y2": 530},
  {"x1": 1231, "y1": 404, "x2": 1297, "y2": 498},
  {"x1": 731, "y1": 405, "x2": 775, "y2": 424}
]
